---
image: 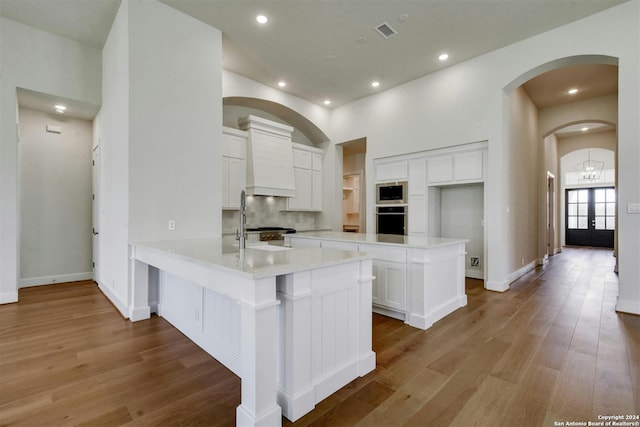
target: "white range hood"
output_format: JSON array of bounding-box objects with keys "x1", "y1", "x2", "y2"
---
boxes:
[{"x1": 239, "y1": 115, "x2": 296, "y2": 198}]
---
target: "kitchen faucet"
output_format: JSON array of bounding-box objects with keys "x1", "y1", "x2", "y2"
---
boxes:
[{"x1": 236, "y1": 189, "x2": 247, "y2": 250}]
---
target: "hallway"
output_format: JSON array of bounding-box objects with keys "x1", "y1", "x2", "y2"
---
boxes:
[{"x1": 0, "y1": 248, "x2": 637, "y2": 426}]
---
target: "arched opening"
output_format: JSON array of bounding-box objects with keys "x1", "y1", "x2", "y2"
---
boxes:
[
  {"x1": 223, "y1": 97, "x2": 330, "y2": 145},
  {"x1": 503, "y1": 55, "x2": 618, "y2": 276}
]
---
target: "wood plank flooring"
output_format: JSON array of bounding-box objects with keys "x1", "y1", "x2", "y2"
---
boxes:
[{"x1": 0, "y1": 247, "x2": 638, "y2": 426}]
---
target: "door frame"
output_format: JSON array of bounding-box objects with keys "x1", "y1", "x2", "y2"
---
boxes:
[
  {"x1": 547, "y1": 172, "x2": 556, "y2": 257},
  {"x1": 92, "y1": 144, "x2": 101, "y2": 282}
]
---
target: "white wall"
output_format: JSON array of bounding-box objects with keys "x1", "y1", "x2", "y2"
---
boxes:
[
  {"x1": 18, "y1": 108, "x2": 93, "y2": 286},
  {"x1": 96, "y1": 0, "x2": 130, "y2": 312},
  {"x1": 96, "y1": 0, "x2": 223, "y2": 316},
  {"x1": 0, "y1": 17, "x2": 101, "y2": 303},
  {"x1": 440, "y1": 184, "x2": 484, "y2": 279},
  {"x1": 506, "y1": 87, "x2": 539, "y2": 274},
  {"x1": 128, "y1": 0, "x2": 222, "y2": 242},
  {"x1": 544, "y1": 133, "x2": 560, "y2": 254},
  {"x1": 327, "y1": 1, "x2": 640, "y2": 307}
]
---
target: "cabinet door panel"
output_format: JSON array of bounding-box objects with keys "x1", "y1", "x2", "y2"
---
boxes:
[
  {"x1": 408, "y1": 159, "x2": 426, "y2": 195},
  {"x1": 312, "y1": 153, "x2": 322, "y2": 171},
  {"x1": 454, "y1": 151, "x2": 483, "y2": 181},
  {"x1": 288, "y1": 167, "x2": 312, "y2": 210},
  {"x1": 408, "y1": 194, "x2": 427, "y2": 235},
  {"x1": 427, "y1": 155, "x2": 453, "y2": 183},
  {"x1": 293, "y1": 149, "x2": 312, "y2": 169},
  {"x1": 384, "y1": 263, "x2": 406, "y2": 310}
]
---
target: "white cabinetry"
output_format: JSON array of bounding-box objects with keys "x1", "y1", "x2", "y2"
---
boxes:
[
  {"x1": 427, "y1": 149, "x2": 484, "y2": 185},
  {"x1": 372, "y1": 260, "x2": 406, "y2": 313},
  {"x1": 221, "y1": 127, "x2": 247, "y2": 209},
  {"x1": 287, "y1": 144, "x2": 323, "y2": 211},
  {"x1": 408, "y1": 159, "x2": 427, "y2": 236},
  {"x1": 358, "y1": 243, "x2": 407, "y2": 319},
  {"x1": 375, "y1": 160, "x2": 408, "y2": 182}
]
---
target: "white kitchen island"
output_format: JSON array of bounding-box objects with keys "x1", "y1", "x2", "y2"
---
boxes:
[
  {"x1": 129, "y1": 239, "x2": 375, "y2": 427},
  {"x1": 286, "y1": 232, "x2": 468, "y2": 330}
]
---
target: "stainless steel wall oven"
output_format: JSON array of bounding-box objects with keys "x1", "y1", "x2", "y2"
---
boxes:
[{"x1": 376, "y1": 205, "x2": 407, "y2": 235}]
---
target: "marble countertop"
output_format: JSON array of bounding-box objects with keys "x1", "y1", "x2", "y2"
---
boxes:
[
  {"x1": 286, "y1": 231, "x2": 468, "y2": 249},
  {"x1": 132, "y1": 238, "x2": 370, "y2": 279}
]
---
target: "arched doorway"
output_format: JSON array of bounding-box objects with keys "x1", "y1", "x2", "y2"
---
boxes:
[{"x1": 503, "y1": 55, "x2": 618, "y2": 269}]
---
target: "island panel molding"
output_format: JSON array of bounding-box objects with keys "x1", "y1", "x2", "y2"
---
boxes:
[
  {"x1": 285, "y1": 232, "x2": 468, "y2": 330},
  {"x1": 129, "y1": 239, "x2": 374, "y2": 426}
]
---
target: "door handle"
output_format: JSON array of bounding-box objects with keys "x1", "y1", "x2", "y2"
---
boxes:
[{"x1": 92, "y1": 229, "x2": 99, "y2": 236}]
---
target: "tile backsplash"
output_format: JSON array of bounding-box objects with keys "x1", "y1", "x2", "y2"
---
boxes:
[{"x1": 222, "y1": 196, "x2": 319, "y2": 231}]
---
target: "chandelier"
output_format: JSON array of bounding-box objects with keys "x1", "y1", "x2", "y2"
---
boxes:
[{"x1": 576, "y1": 150, "x2": 604, "y2": 182}]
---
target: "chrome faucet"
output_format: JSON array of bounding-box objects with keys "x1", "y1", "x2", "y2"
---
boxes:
[{"x1": 236, "y1": 189, "x2": 247, "y2": 250}]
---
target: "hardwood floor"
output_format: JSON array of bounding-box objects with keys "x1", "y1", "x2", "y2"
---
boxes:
[{"x1": 1, "y1": 247, "x2": 637, "y2": 426}]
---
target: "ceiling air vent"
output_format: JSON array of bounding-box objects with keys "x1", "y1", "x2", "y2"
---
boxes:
[{"x1": 375, "y1": 22, "x2": 397, "y2": 39}]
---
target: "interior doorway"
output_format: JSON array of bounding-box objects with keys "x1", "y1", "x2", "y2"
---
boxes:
[
  {"x1": 17, "y1": 88, "x2": 98, "y2": 288},
  {"x1": 341, "y1": 138, "x2": 366, "y2": 233}
]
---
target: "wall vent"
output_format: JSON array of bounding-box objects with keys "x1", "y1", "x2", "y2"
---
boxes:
[{"x1": 375, "y1": 22, "x2": 397, "y2": 39}]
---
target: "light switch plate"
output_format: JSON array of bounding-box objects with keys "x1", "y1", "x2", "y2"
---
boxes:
[{"x1": 627, "y1": 203, "x2": 640, "y2": 214}]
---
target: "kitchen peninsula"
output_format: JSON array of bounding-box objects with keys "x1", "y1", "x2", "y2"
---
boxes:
[
  {"x1": 129, "y1": 238, "x2": 375, "y2": 427},
  {"x1": 286, "y1": 232, "x2": 468, "y2": 330}
]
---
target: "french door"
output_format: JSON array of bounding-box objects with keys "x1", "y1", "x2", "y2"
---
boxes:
[{"x1": 566, "y1": 187, "x2": 615, "y2": 248}]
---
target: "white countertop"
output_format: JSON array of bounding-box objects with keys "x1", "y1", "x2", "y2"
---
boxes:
[
  {"x1": 132, "y1": 238, "x2": 370, "y2": 279},
  {"x1": 286, "y1": 231, "x2": 468, "y2": 249}
]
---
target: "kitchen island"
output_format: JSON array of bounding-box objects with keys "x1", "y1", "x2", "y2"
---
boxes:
[
  {"x1": 129, "y1": 238, "x2": 375, "y2": 426},
  {"x1": 286, "y1": 232, "x2": 468, "y2": 330}
]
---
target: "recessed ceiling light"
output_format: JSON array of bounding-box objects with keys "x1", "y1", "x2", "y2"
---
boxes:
[
  {"x1": 568, "y1": 88, "x2": 578, "y2": 95},
  {"x1": 326, "y1": 54, "x2": 335, "y2": 61},
  {"x1": 371, "y1": 81, "x2": 380, "y2": 88},
  {"x1": 55, "y1": 109, "x2": 65, "y2": 114},
  {"x1": 438, "y1": 53, "x2": 449, "y2": 61},
  {"x1": 54, "y1": 104, "x2": 67, "y2": 111},
  {"x1": 398, "y1": 13, "x2": 409, "y2": 22},
  {"x1": 323, "y1": 100, "x2": 331, "y2": 106},
  {"x1": 256, "y1": 15, "x2": 268, "y2": 24},
  {"x1": 581, "y1": 127, "x2": 589, "y2": 132},
  {"x1": 356, "y1": 36, "x2": 368, "y2": 44},
  {"x1": 278, "y1": 81, "x2": 286, "y2": 87}
]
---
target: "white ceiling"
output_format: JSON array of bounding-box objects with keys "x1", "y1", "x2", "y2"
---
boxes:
[{"x1": 0, "y1": 0, "x2": 627, "y2": 110}]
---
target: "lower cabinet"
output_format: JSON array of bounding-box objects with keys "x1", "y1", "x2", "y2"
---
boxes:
[{"x1": 372, "y1": 260, "x2": 406, "y2": 313}]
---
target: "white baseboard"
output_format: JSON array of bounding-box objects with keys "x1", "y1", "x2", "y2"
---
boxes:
[
  {"x1": 96, "y1": 281, "x2": 129, "y2": 319},
  {"x1": 465, "y1": 269, "x2": 484, "y2": 280},
  {"x1": 0, "y1": 291, "x2": 19, "y2": 304},
  {"x1": 616, "y1": 298, "x2": 640, "y2": 315},
  {"x1": 506, "y1": 260, "x2": 537, "y2": 284},
  {"x1": 485, "y1": 279, "x2": 509, "y2": 292},
  {"x1": 19, "y1": 272, "x2": 93, "y2": 288}
]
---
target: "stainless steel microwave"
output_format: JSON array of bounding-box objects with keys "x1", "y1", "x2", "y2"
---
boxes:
[{"x1": 376, "y1": 181, "x2": 407, "y2": 204}]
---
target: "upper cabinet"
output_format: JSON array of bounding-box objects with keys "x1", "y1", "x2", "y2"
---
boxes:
[
  {"x1": 376, "y1": 160, "x2": 408, "y2": 182},
  {"x1": 287, "y1": 143, "x2": 324, "y2": 211},
  {"x1": 222, "y1": 127, "x2": 247, "y2": 210},
  {"x1": 427, "y1": 149, "x2": 484, "y2": 185}
]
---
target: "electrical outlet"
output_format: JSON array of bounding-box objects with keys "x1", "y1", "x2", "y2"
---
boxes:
[
  {"x1": 521, "y1": 258, "x2": 525, "y2": 266},
  {"x1": 168, "y1": 220, "x2": 176, "y2": 231},
  {"x1": 470, "y1": 257, "x2": 480, "y2": 267}
]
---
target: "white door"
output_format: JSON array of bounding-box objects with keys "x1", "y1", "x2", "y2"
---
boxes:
[{"x1": 92, "y1": 145, "x2": 100, "y2": 282}]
